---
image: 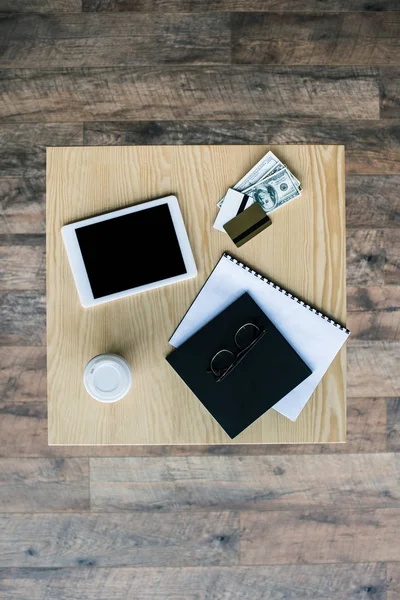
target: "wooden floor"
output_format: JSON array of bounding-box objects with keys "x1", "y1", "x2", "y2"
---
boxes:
[{"x1": 0, "y1": 1, "x2": 399, "y2": 598}]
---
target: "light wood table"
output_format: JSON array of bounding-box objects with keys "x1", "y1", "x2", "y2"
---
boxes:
[{"x1": 47, "y1": 145, "x2": 346, "y2": 445}]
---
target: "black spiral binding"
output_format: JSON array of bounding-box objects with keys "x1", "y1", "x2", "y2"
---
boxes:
[{"x1": 224, "y1": 253, "x2": 350, "y2": 335}]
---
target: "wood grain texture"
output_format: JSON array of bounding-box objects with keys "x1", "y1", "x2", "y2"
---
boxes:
[
  {"x1": 0, "y1": 346, "x2": 46, "y2": 400},
  {"x1": 5, "y1": 172, "x2": 399, "y2": 236},
  {"x1": 0, "y1": 13, "x2": 230, "y2": 68},
  {"x1": 90, "y1": 453, "x2": 399, "y2": 512},
  {"x1": 83, "y1": 0, "x2": 400, "y2": 12},
  {"x1": 3, "y1": 171, "x2": 398, "y2": 237},
  {"x1": 388, "y1": 562, "x2": 400, "y2": 600},
  {"x1": 387, "y1": 398, "x2": 400, "y2": 451},
  {"x1": 155, "y1": 396, "x2": 386, "y2": 455},
  {"x1": 47, "y1": 144, "x2": 346, "y2": 445},
  {"x1": 0, "y1": 346, "x2": 84, "y2": 458},
  {"x1": 347, "y1": 229, "x2": 400, "y2": 285},
  {"x1": 0, "y1": 512, "x2": 239, "y2": 567},
  {"x1": 380, "y1": 67, "x2": 400, "y2": 118},
  {"x1": 240, "y1": 508, "x2": 400, "y2": 564},
  {"x1": 0, "y1": 177, "x2": 45, "y2": 234},
  {"x1": 232, "y1": 13, "x2": 400, "y2": 65},
  {"x1": 0, "y1": 352, "x2": 391, "y2": 458},
  {"x1": 346, "y1": 175, "x2": 400, "y2": 227},
  {"x1": 3, "y1": 172, "x2": 399, "y2": 235},
  {"x1": 0, "y1": 4, "x2": 398, "y2": 595},
  {"x1": 1, "y1": 242, "x2": 397, "y2": 344},
  {"x1": 0, "y1": 395, "x2": 388, "y2": 458},
  {"x1": 0, "y1": 124, "x2": 83, "y2": 177},
  {"x1": 348, "y1": 341, "x2": 400, "y2": 397},
  {"x1": 0, "y1": 67, "x2": 379, "y2": 122},
  {"x1": 0, "y1": 359, "x2": 387, "y2": 456},
  {"x1": 83, "y1": 119, "x2": 399, "y2": 174},
  {"x1": 0, "y1": 293, "x2": 45, "y2": 346},
  {"x1": 347, "y1": 286, "x2": 400, "y2": 340},
  {"x1": 0, "y1": 124, "x2": 82, "y2": 235},
  {"x1": 9, "y1": 353, "x2": 390, "y2": 455},
  {"x1": 0, "y1": 236, "x2": 45, "y2": 291},
  {"x1": 0, "y1": 564, "x2": 388, "y2": 600},
  {"x1": 0, "y1": 458, "x2": 89, "y2": 512},
  {"x1": 0, "y1": 0, "x2": 81, "y2": 12}
]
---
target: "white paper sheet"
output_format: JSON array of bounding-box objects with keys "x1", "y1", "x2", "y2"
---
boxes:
[{"x1": 169, "y1": 254, "x2": 349, "y2": 421}]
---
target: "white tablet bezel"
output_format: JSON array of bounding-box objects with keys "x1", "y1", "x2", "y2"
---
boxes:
[{"x1": 61, "y1": 195, "x2": 197, "y2": 308}]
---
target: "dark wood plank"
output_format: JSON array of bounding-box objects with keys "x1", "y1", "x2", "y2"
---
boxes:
[
  {"x1": 0, "y1": 512, "x2": 239, "y2": 567},
  {"x1": 348, "y1": 341, "x2": 400, "y2": 397},
  {"x1": 388, "y1": 562, "x2": 400, "y2": 600},
  {"x1": 0, "y1": 346, "x2": 71, "y2": 458},
  {"x1": 0, "y1": 13, "x2": 230, "y2": 68},
  {"x1": 90, "y1": 453, "x2": 399, "y2": 512},
  {"x1": 0, "y1": 124, "x2": 81, "y2": 235},
  {"x1": 0, "y1": 0, "x2": 81, "y2": 12},
  {"x1": 0, "y1": 67, "x2": 379, "y2": 122},
  {"x1": 0, "y1": 346, "x2": 87, "y2": 458},
  {"x1": 0, "y1": 233, "x2": 45, "y2": 246},
  {"x1": 0, "y1": 235, "x2": 45, "y2": 345},
  {"x1": 0, "y1": 124, "x2": 83, "y2": 177},
  {"x1": 0, "y1": 346, "x2": 46, "y2": 397},
  {"x1": 344, "y1": 397, "x2": 387, "y2": 453},
  {"x1": 347, "y1": 229, "x2": 400, "y2": 285},
  {"x1": 387, "y1": 397, "x2": 400, "y2": 451},
  {"x1": 347, "y1": 286, "x2": 400, "y2": 340},
  {"x1": 346, "y1": 175, "x2": 400, "y2": 227},
  {"x1": 232, "y1": 12, "x2": 400, "y2": 66},
  {"x1": 0, "y1": 405, "x2": 53, "y2": 458},
  {"x1": 0, "y1": 458, "x2": 89, "y2": 512},
  {"x1": 380, "y1": 67, "x2": 400, "y2": 118},
  {"x1": 0, "y1": 293, "x2": 45, "y2": 346},
  {"x1": 83, "y1": 0, "x2": 400, "y2": 12},
  {"x1": 0, "y1": 564, "x2": 388, "y2": 600},
  {"x1": 0, "y1": 236, "x2": 45, "y2": 290},
  {"x1": 240, "y1": 508, "x2": 400, "y2": 564},
  {"x1": 83, "y1": 119, "x2": 399, "y2": 174},
  {"x1": 0, "y1": 177, "x2": 45, "y2": 234}
]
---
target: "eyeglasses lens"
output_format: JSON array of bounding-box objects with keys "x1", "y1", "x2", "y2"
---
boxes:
[
  {"x1": 211, "y1": 350, "x2": 235, "y2": 377},
  {"x1": 235, "y1": 324, "x2": 260, "y2": 350}
]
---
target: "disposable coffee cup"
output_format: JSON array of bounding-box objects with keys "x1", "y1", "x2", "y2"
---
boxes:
[{"x1": 83, "y1": 354, "x2": 132, "y2": 403}]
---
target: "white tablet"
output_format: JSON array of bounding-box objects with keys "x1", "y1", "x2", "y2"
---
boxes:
[{"x1": 61, "y1": 195, "x2": 197, "y2": 308}]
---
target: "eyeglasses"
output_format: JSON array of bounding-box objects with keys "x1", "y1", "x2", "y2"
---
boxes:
[{"x1": 208, "y1": 322, "x2": 266, "y2": 383}]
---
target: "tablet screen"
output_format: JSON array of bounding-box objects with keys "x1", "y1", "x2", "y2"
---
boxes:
[{"x1": 75, "y1": 203, "x2": 187, "y2": 299}]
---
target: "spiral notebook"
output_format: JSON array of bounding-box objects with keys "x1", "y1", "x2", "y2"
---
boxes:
[{"x1": 170, "y1": 253, "x2": 350, "y2": 421}]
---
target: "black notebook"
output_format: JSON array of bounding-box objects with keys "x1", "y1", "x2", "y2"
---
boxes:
[{"x1": 166, "y1": 293, "x2": 312, "y2": 439}]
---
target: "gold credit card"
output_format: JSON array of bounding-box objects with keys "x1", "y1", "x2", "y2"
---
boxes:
[{"x1": 223, "y1": 203, "x2": 272, "y2": 247}]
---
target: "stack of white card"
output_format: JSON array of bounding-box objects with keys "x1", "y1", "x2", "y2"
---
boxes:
[{"x1": 214, "y1": 151, "x2": 302, "y2": 233}]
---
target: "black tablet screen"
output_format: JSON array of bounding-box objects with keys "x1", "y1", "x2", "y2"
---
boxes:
[{"x1": 75, "y1": 204, "x2": 187, "y2": 299}]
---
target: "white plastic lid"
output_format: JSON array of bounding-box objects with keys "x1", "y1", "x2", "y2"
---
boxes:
[{"x1": 83, "y1": 354, "x2": 132, "y2": 403}]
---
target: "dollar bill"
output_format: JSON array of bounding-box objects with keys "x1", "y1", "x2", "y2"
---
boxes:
[
  {"x1": 249, "y1": 167, "x2": 302, "y2": 192},
  {"x1": 244, "y1": 166, "x2": 302, "y2": 195},
  {"x1": 218, "y1": 151, "x2": 301, "y2": 207},
  {"x1": 217, "y1": 151, "x2": 282, "y2": 207},
  {"x1": 245, "y1": 167, "x2": 301, "y2": 214}
]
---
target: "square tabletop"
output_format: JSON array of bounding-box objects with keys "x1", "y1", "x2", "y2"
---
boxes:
[{"x1": 47, "y1": 145, "x2": 346, "y2": 445}]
